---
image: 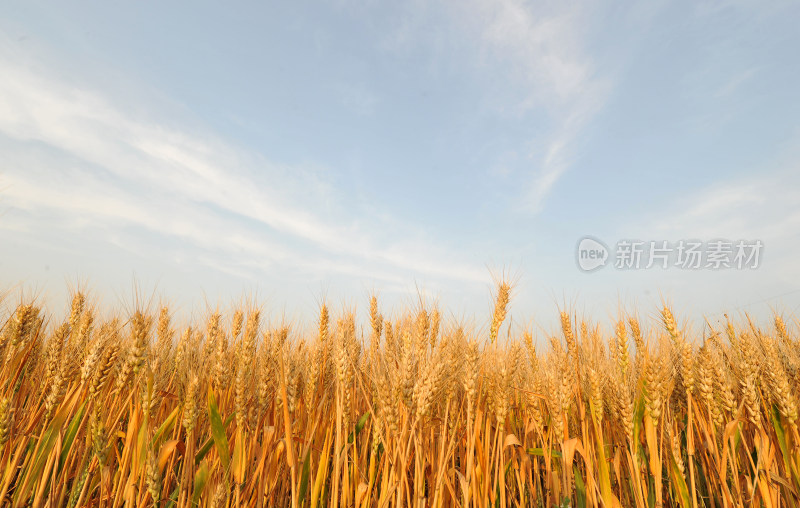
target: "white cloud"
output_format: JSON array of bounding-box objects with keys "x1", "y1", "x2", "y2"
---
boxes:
[
  {"x1": 611, "y1": 170, "x2": 800, "y2": 323},
  {"x1": 467, "y1": 0, "x2": 590, "y2": 107},
  {"x1": 328, "y1": 0, "x2": 616, "y2": 213},
  {"x1": 624, "y1": 160, "x2": 800, "y2": 291},
  {"x1": 448, "y1": 0, "x2": 613, "y2": 212},
  {"x1": 649, "y1": 175, "x2": 800, "y2": 241},
  {"x1": 0, "y1": 48, "x2": 487, "y2": 289}
]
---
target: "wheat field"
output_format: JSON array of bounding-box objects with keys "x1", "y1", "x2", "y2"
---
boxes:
[{"x1": 1, "y1": 284, "x2": 799, "y2": 507}]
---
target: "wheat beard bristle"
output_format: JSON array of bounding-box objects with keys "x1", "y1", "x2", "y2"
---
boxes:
[{"x1": 2, "y1": 287, "x2": 799, "y2": 506}]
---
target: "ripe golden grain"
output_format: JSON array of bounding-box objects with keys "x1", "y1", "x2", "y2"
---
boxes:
[{"x1": 1, "y1": 285, "x2": 799, "y2": 507}]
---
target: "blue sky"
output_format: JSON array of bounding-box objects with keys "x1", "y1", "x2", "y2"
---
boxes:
[{"x1": 1, "y1": 0, "x2": 799, "y2": 333}]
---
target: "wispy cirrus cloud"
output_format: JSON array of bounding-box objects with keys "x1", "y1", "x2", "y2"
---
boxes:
[
  {"x1": 649, "y1": 174, "x2": 800, "y2": 243},
  {"x1": 448, "y1": 0, "x2": 614, "y2": 212},
  {"x1": 622, "y1": 142, "x2": 800, "y2": 286},
  {"x1": 0, "y1": 47, "x2": 486, "y2": 289},
  {"x1": 305, "y1": 0, "x2": 618, "y2": 214}
]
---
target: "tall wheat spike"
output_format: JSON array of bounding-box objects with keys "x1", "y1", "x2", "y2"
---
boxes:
[{"x1": 0, "y1": 286, "x2": 797, "y2": 507}]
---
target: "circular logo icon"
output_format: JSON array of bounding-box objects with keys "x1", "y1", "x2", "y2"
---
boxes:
[{"x1": 576, "y1": 236, "x2": 609, "y2": 272}]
